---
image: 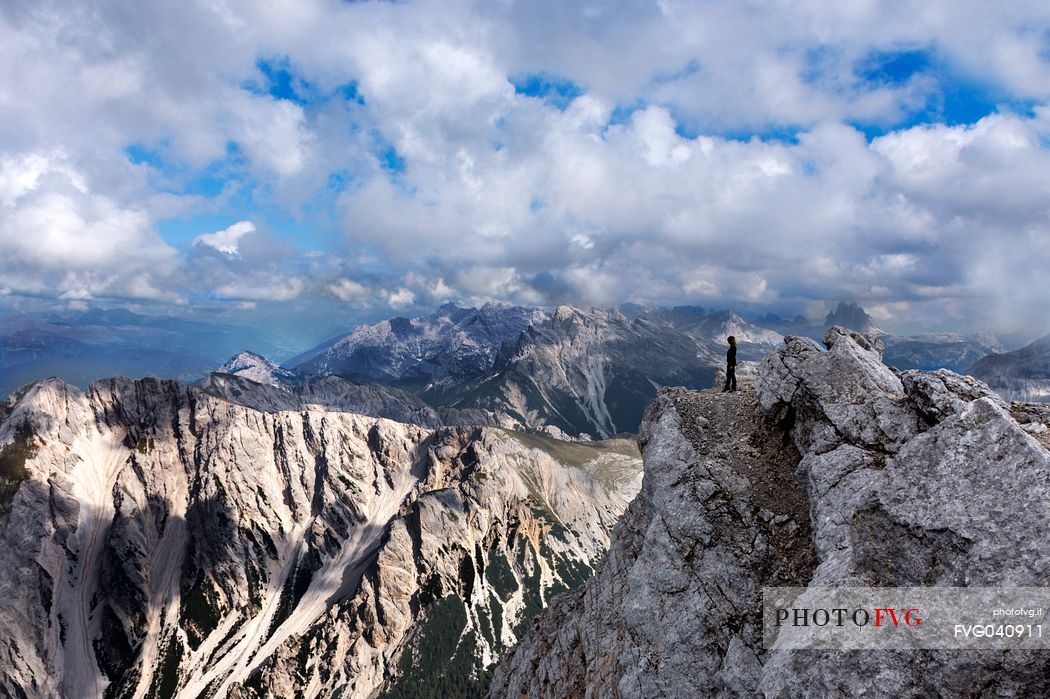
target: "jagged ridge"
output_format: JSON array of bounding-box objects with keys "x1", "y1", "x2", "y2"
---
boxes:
[
  {"x1": 490, "y1": 327, "x2": 1050, "y2": 697},
  {"x1": 0, "y1": 376, "x2": 642, "y2": 698}
]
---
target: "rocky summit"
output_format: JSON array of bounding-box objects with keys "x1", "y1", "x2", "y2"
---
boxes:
[
  {"x1": 443, "y1": 306, "x2": 719, "y2": 440},
  {"x1": 490, "y1": 326, "x2": 1050, "y2": 697},
  {"x1": 0, "y1": 377, "x2": 641, "y2": 698},
  {"x1": 290, "y1": 303, "x2": 546, "y2": 384}
]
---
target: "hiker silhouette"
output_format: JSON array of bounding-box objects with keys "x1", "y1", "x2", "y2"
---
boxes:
[{"x1": 723, "y1": 336, "x2": 737, "y2": 392}]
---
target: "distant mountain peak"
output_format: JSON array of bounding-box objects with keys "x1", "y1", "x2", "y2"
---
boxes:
[
  {"x1": 215, "y1": 350, "x2": 298, "y2": 387},
  {"x1": 552, "y1": 304, "x2": 582, "y2": 321},
  {"x1": 824, "y1": 301, "x2": 880, "y2": 334},
  {"x1": 291, "y1": 303, "x2": 547, "y2": 381},
  {"x1": 220, "y1": 349, "x2": 269, "y2": 365},
  {"x1": 970, "y1": 331, "x2": 1050, "y2": 402}
]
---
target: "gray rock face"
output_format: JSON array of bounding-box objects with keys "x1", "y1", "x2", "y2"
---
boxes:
[
  {"x1": 755, "y1": 328, "x2": 921, "y2": 454},
  {"x1": 489, "y1": 388, "x2": 816, "y2": 698},
  {"x1": 447, "y1": 306, "x2": 717, "y2": 439},
  {"x1": 899, "y1": 368, "x2": 1007, "y2": 425},
  {"x1": 490, "y1": 327, "x2": 1050, "y2": 697},
  {"x1": 214, "y1": 350, "x2": 301, "y2": 387},
  {"x1": 290, "y1": 302, "x2": 546, "y2": 382},
  {"x1": 201, "y1": 372, "x2": 518, "y2": 431},
  {"x1": 0, "y1": 377, "x2": 641, "y2": 698}
]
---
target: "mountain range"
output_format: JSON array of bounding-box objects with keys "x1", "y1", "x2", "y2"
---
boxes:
[
  {"x1": 215, "y1": 304, "x2": 786, "y2": 439},
  {"x1": 291, "y1": 303, "x2": 547, "y2": 385},
  {"x1": 2, "y1": 304, "x2": 1049, "y2": 697},
  {"x1": 6, "y1": 302, "x2": 1035, "y2": 418},
  {"x1": 196, "y1": 301, "x2": 1046, "y2": 447},
  {"x1": 970, "y1": 332, "x2": 1050, "y2": 402},
  {"x1": 0, "y1": 375, "x2": 641, "y2": 697},
  {"x1": 4, "y1": 324, "x2": 1047, "y2": 697}
]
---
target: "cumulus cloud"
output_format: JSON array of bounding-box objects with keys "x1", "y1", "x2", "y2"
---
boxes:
[
  {"x1": 327, "y1": 277, "x2": 370, "y2": 302},
  {"x1": 194, "y1": 221, "x2": 256, "y2": 256},
  {"x1": 214, "y1": 277, "x2": 306, "y2": 302},
  {"x1": 387, "y1": 287, "x2": 416, "y2": 309},
  {"x1": 3, "y1": 1, "x2": 1050, "y2": 333},
  {"x1": 0, "y1": 151, "x2": 179, "y2": 300}
]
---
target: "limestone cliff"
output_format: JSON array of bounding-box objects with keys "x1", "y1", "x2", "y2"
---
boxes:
[
  {"x1": 490, "y1": 327, "x2": 1050, "y2": 697},
  {"x1": 0, "y1": 377, "x2": 641, "y2": 698}
]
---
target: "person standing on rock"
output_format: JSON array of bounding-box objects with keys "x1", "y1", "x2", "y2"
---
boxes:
[{"x1": 724, "y1": 336, "x2": 737, "y2": 392}]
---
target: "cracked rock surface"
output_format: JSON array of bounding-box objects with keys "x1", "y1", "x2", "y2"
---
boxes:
[
  {"x1": 490, "y1": 327, "x2": 1050, "y2": 698},
  {"x1": 489, "y1": 386, "x2": 816, "y2": 698},
  {"x1": 0, "y1": 377, "x2": 642, "y2": 698}
]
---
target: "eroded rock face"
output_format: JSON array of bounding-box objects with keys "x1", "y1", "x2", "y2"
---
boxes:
[
  {"x1": 489, "y1": 387, "x2": 816, "y2": 698},
  {"x1": 490, "y1": 326, "x2": 1050, "y2": 698},
  {"x1": 755, "y1": 329, "x2": 921, "y2": 454},
  {"x1": 201, "y1": 372, "x2": 518, "y2": 431},
  {"x1": 0, "y1": 377, "x2": 641, "y2": 699}
]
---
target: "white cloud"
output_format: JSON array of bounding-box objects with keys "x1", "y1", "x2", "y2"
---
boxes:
[
  {"x1": 214, "y1": 277, "x2": 305, "y2": 302},
  {"x1": 327, "y1": 277, "x2": 370, "y2": 301},
  {"x1": 58, "y1": 288, "x2": 92, "y2": 301},
  {"x1": 4, "y1": 1, "x2": 1050, "y2": 332},
  {"x1": 193, "y1": 221, "x2": 256, "y2": 256},
  {"x1": 231, "y1": 94, "x2": 312, "y2": 177},
  {"x1": 387, "y1": 287, "x2": 416, "y2": 309},
  {"x1": 0, "y1": 151, "x2": 177, "y2": 300}
]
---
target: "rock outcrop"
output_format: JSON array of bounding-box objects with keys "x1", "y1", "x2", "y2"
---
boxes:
[
  {"x1": 0, "y1": 377, "x2": 642, "y2": 698},
  {"x1": 490, "y1": 327, "x2": 1050, "y2": 697}
]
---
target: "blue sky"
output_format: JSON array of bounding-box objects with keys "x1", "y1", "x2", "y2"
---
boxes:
[{"x1": 3, "y1": 0, "x2": 1050, "y2": 342}]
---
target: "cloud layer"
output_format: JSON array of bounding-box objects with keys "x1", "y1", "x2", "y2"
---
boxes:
[{"x1": 3, "y1": 0, "x2": 1050, "y2": 333}]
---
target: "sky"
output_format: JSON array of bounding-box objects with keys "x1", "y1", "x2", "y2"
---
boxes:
[{"x1": 2, "y1": 0, "x2": 1050, "y2": 343}]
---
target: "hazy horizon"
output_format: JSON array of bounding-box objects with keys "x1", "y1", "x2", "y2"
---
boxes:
[{"x1": 1, "y1": 296, "x2": 1041, "y2": 363}]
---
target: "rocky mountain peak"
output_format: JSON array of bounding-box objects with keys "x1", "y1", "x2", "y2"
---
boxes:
[
  {"x1": 550, "y1": 305, "x2": 587, "y2": 325},
  {"x1": 0, "y1": 375, "x2": 642, "y2": 698},
  {"x1": 291, "y1": 303, "x2": 544, "y2": 382},
  {"x1": 546, "y1": 306, "x2": 629, "y2": 331},
  {"x1": 215, "y1": 350, "x2": 299, "y2": 387},
  {"x1": 491, "y1": 330, "x2": 1049, "y2": 697},
  {"x1": 823, "y1": 300, "x2": 880, "y2": 334}
]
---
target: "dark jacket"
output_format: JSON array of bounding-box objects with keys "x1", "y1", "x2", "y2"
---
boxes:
[{"x1": 727, "y1": 345, "x2": 737, "y2": 367}]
